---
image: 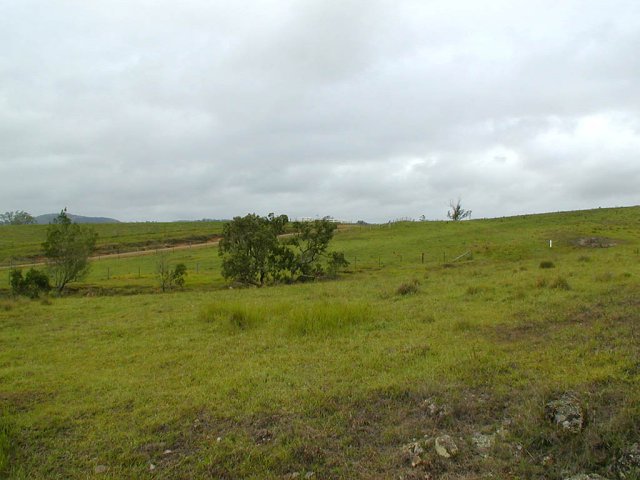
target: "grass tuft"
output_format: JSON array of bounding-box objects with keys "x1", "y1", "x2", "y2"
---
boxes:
[
  {"x1": 285, "y1": 302, "x2": 370, "y2": 336},
  {"x1": 0, "y1": 411, "x2": 13, "y2": 473},
  {"x1": 396, "y1": 280, "x2": 419, "y2": 296},
  {"x1": 199, "y1": 301, "x2": 263, "y2": 331},
  {"x1": 539, "y1": 261, "x2": 555, "y2": 269},
  {"x1": 550, "y1": 276, "x2": 571, "y2": 290}
]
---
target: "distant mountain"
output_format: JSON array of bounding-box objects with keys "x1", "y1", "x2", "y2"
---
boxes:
[{"x1": 36, "y1": 213, "x2": 121, "y2": 224}]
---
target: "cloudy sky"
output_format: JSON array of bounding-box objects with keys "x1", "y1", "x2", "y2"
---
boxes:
[{"x1": 1, "y1": 1, "x2": 639, "y2": 222}]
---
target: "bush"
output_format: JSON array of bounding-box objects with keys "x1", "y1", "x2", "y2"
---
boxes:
[
  {"x1": 539, "y1": 261, "x2": 555, "y2": 269},
  {"x1": 157, "y1": 257, "x2": 187, "y2": 292},
  {"x1": 10, "y1": 268, "x2": 51, "y2": 298},
  {"x1": 327, "y1": 251, "x2": 349, "y2": 276}
]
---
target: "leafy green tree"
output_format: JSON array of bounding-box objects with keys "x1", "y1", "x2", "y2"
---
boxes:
[
  {"x1": 447, "y1": 198, "x2": 472, "y2": 221},
  {"x1": 288, "y1": 218, "x2": 338, "y2": 279},
  {"x1": 218, "y1": 214, "x2": 347, "y2": 286},
  {"x1": 0, "y1": 210, "x2": 36, "y2": 225},
  {"x1": 218, "y1": 213, "x2": 288, "y2": 286},
  {"x1": 42, "y1": 209, "x2": 98, "y2": 293}
]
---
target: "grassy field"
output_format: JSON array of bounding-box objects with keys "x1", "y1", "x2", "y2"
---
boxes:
[
  {"x1": 0, "y1": 206, "x2": 639, "y2": 479},
  {"x1": 0, "y1": 221, "x2": 226, "y2": 266}
]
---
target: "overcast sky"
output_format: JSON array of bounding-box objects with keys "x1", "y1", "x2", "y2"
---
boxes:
[{"x1": 1, "y1": 1, "x2": 639, "y2": 222}]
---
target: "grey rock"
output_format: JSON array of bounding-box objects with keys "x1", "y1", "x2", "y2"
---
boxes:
[
  {"x1": 545, "y1": 392, "x2": 584, "y2": 432},
  {"x1": 94, "y1": 465, "x2": 108, "y2": 474},
  {"x1": 564, "y1": 475, "x2": 609, "y2": 480},
  {"x1": 402, "y1": 440, "x2": 427, "y2": 467},
  {"x1": 471, "y1": 432, "x2": 494, "y2": 456},
  {"x1": 616, "y1": 443, "x2": 640, "y2": 479},
  {"x1": 435, "y1": 435, "x2": 458, "y2": 458}
]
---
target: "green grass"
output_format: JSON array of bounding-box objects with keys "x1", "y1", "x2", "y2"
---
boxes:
[
  {"x1": 0, "y1": 206, "x2": 639, "y2": 478},
  {"x1": 0, "y1": 221, "x2": 226, "y2": 265}
]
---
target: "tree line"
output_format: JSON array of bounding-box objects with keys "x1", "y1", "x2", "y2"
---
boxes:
[{"x1": 8, "y1": 210, "x2": 349, "y2": 297}]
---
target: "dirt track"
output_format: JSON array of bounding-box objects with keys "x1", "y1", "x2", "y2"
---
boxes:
[{"x1": 0, "y1": 239, "x2": 221, "y2": 270}]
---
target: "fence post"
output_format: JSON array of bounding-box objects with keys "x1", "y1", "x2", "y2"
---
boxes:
[{"x1": 421, "y1": 252, "x2": 424, "y2": 264}]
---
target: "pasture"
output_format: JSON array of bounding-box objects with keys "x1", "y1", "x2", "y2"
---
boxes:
[{"x1": 0, "y1": 206, "x2": 639, "y2": 479}]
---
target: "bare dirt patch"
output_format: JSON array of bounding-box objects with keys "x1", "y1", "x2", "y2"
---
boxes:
[{"x1": 574, "y1": 237, "x2": 617, "y2": 248}]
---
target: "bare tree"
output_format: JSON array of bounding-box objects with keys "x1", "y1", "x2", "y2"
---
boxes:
[{"x1": 447, "y1": 198, "x2": 472, "y2": 221}]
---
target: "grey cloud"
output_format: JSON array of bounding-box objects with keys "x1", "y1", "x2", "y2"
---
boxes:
[{"x1": 1, "y1": 0, "x2": 639, "y2": 221}]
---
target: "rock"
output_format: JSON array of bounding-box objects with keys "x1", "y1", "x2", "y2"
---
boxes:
[
  {"x1": 149, "y1": 463, "x2": 156, "y2": 471},
  {"x1": 545, "y1": 393, "x2": 584, "y2": 432},
  {"x1": 434, "y1": 435, "x2": 458, "y2": 458},
  {"x1": 254, "y1": 428, "x2": 273, "y2": 444},
  {"x1": 304, "y1": 472, "x2": 315, "y2": 479},
  {"x1": 94, "y1": 465, "x2": 108, "y2": 474},
  {"x1": 163, "y1": 449, "x2": 172, "y2": 455},
  {"x1": 616, "y1": 443, "x2": 640, "y2": 479},
  {"x1": 420, "y1": 399, "x2": 451, "y2": 418},
  {"x1": 402, "y1": 440, "x2": 426, "y2": 467},
  {"x1": 283, "y1": 473, "x2": 300, "y2": 479},
  {"x1": 563, "y1": 475, "x2": 609, "y2": 480},
  {"x1": 471, "y1": 432, "x2": 494, "y2": 456},
  {"x1": 542, "y1": 454, "x2": 554, "y2": 466}
]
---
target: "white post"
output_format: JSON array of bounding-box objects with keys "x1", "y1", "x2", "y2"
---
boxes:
[{"x1": 549, "y1": 240, "x2": 553, "y2": 248}]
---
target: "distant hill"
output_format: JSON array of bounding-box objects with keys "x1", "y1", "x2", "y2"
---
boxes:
[{"x1": 36, "y1": 213, "x2": 121, "y2": 224}]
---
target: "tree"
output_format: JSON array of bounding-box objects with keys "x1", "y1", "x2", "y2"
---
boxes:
[
  {"x1": 288, "y1": 218, "x2": 338, "y2": 279},
  {"x1": 156, "y1": 256, "x2": 187, "y2": 292},
  {"x1": 0, "y1": 210, "x2": 36, "y2": 225},
  {"x1": 218, "y1": 214, "x2": 346, "y2": 286},
  {"x1": 447, "y1": 198, "x2": 472, "y2": 221},
  {"x1": 218, "y1": 213, "x2": 288, "y2": 286},
  {"x1": 42, "y1": 209, "x2": 98, "y2": 293}
]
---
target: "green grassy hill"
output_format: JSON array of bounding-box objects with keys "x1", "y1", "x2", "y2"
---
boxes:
[
  {"x1": 0, "y1": 206, "x2": 639, "y2": 478},
  {"x1": 0, "y1": 221, "x2": 226, "y2": 265}
]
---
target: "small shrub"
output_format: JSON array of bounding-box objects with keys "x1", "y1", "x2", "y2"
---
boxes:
[
  {"x1": 10, "y1": 268, "x2": 51, "y2": 298},
  {"x1": 327, "y1": 251, "x2": 350, "y2": 276},
  {"x1": 535, "y1": 277, "x2": 547, "y2": 288},
  {"x1": 396, "y1": 280, "x2": 419, "y2": 296},
  {"x1": 539, "y1": 261, "x2": 555, "y2": 269},
  {"x1": 550, "y1": 276, "x2": 571, "y2": 290},
  {"x1": 157, "y1": 257, "x2": 187, "y2": 292}
]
